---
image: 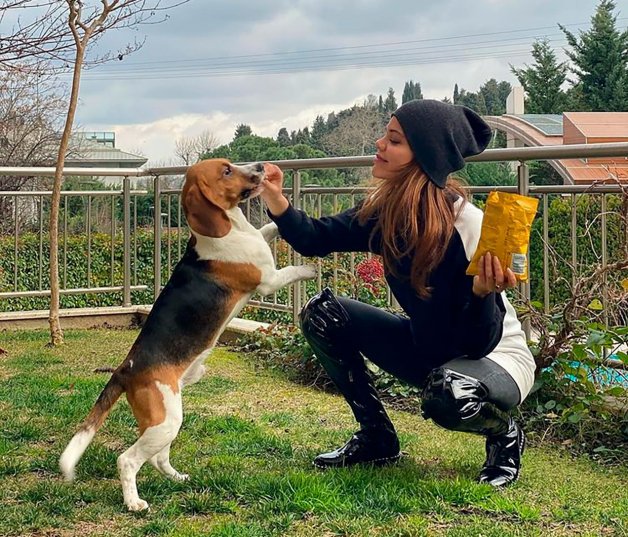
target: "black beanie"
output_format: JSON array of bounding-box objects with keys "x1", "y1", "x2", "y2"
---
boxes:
[{"x1": 392, "y1": 99, "x2": 493, "y2": 188}]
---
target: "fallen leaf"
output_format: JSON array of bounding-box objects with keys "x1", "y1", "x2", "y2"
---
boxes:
[{"x1": 587, "y1": 298, "x2": 604, "y2": 311}]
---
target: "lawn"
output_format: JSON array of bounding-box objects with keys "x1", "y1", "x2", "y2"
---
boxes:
[{"x1": 0, "y1": 328, "x2": 626, "y2": 537}]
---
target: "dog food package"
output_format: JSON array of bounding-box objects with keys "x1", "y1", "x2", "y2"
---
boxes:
[{"x1": 466, "y1": 191, "x2": 539, "y2": 281}]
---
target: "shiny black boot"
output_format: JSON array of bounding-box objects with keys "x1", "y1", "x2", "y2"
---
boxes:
[
  {"x1": 313, "y1": 427, "x2": 400, "y2": 469},
  {"x1": 421, "y1": 368, "x2": 524, "y2": 487},
  {"x1": 478, "y1": 418, "x2": 525, "y2": 487},
  {"x1": 301, "y1": 288, "x2": 401, "y2": 469}
]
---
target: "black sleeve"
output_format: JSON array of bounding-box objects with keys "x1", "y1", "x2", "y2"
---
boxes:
[
  {"x1": 457, "y1": 281, "x2": 507, "y2": 359},
  {"x1": 268, "y1": 203, "x2": 375, "y2": 257},
  {"x1": 442, "y1": 232, "x2": 506, "y2": 359}
]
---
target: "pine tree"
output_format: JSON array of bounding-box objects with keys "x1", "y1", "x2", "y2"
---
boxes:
[
  {"x1": 310, "y1": 115, "x2": 327, "y2": 151},
  {"x1": 511, "y1": 39, "x2": 568, "y2": 113},
  {"x1": 453, "y1": 83, "x2": 460, "y2": 104},
  {"x1": 402, "y1": 80, "x2": 423, "y2": 103},
  {"x1": 383, "y1": 87, "x2": 398, "y2": 113},
  {"x1": 479, "y1": 78, "x2": 511, "y2": 115},
  {"x1": 560, "y1": 0, "x2": 628, "y2": 111},
  {"x1": 456, "y1": 88, "x2": 488, "y2": 115},
  {"x1": 276, "y1": 127, "x2": 291, "y2": 146},
  {"x1": 234, "y1": 124, "x2": 252, "y2": 140},
  {"x1": 294, "y1": 127, "x2": 311, "y2": 145}
]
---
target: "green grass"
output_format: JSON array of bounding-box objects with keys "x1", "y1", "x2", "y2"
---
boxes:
[{"x1": 0, "y1": 328, "x2": 626, "y2": 537}]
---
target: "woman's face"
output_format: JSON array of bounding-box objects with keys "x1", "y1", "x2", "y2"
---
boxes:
[{"x1": 372, "y1": 116, "x2": 415, "y2": 179}]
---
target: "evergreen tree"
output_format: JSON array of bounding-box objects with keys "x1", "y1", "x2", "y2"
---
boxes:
[
  {"x1": 560, "y1": 0, "x2": 628, "y2": 111},
  {"x1": 479, "y1": 78, "x2": 510, "y2": 115},
  {"x1": 276, "y1": 127, "x2": 291, "y2": 147},
  {"x1": 511, "y1": 39, "x2": 568, "y2": 113},
  {"x1": 378, "y1": 95, "x2": 384, "y2": 113},
  {"x1": 402, "y1": 80, "x2": 423, "y2": 103},
  {"x1": 456, "y1": 88, "x2": 488, "y2": 114},
  {"x1": 383, "y1": 87, "x2": 397, "y2": 113},
  {"x1": 294, "y1": 127, "x2": 311, "y2": 145},
  {"x1": 310, "y1": 115, "x2": 327, "y2": 151},
  {"x1": 326, "y1": 111, "x2": 339, "y2": 132},
  {"x1": 453, "y1": 83, "x2": 460, "y2": 104},
  {"x1": 234, "y1": 123, "x2": 252, "y2": 140}
]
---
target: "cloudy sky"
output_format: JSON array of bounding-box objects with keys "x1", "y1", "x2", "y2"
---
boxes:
[{"x1": 69, "y1": 0, "x2": 609, "y2": 165}]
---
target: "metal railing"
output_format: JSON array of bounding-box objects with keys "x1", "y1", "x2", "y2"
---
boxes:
[{"x1": 1, "y1": 141, "x2": 627, "y2": 327}]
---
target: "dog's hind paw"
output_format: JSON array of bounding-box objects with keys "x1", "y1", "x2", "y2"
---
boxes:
[
  {"x1": 126, "y1": 498, "x2": 149, "y2": 512},
  {"x1": 172, "y1": 472, "x2": 189, "y2": 481}
]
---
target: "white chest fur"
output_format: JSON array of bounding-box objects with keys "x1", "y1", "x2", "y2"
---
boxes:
[{"x1": 191, "y1": 207, "x2": 276, "y2": 269}]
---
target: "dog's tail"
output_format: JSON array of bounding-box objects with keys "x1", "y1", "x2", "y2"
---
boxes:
[{"x1": 59, "y1": 375, "x2": 124, "y2": 481}]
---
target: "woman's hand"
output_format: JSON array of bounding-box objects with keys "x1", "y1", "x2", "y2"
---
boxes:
[
  {"x1": 472, "y1": 252, "x2": 517, "y2": 297},
  {"x1": 261, "y1": 162, "x2": 289, "y2": 216}
]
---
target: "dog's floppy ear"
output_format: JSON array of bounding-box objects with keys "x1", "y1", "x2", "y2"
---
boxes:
[{"x1": 183, "y1": 182, "x2": 231, "y2": 238}]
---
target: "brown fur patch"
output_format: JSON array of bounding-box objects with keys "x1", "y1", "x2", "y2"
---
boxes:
[
  {"x1": 125, "y1": 366, "x2": 184, "y2": 433},
  {"x1": 207, "y1": 260, "x2": 262, "y2": 293}
]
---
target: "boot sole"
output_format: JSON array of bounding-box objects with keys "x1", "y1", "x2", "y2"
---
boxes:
[{"x1": 313, "y1": 453, "x2": 401, "y2": 470}]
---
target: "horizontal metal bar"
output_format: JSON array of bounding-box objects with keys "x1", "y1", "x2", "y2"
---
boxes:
[
  {"x1": 0, "y1": 190, "x2": 149, "y2": 197},
  {"x1": 0, "y1": 285, "x2": 148, "y2": 299},
  {"x1": 0, "y1": 167, "x2": 146, "y2": 177},
  {"x1": 529, "y1": 184, "x2": 625, "y2": 194},
  {"x1": 1, "y1": 142, "x2": 627, "y2": 180},
  {"x1": 247, "y1": 299, "x2": 292, "y2": 313}
]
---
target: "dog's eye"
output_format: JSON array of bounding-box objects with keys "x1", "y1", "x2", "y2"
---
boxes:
[{"x1": 224, "y1": 166, "x2": 232, "y2": 177}]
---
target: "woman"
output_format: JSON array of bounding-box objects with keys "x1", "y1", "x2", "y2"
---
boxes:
[{"x1": 260, "y1": 99, "x2": 535, "y2": 487}]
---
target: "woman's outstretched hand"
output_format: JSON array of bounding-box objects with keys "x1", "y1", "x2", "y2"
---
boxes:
[
  {"x1": 261, "y1": 163, "x2": 289, "y2": 216},
  {"x1": 472, "y1": 252, "x2": 517, "y2": 297}
]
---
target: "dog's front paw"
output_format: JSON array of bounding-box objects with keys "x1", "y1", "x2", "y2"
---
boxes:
[
  {"x1": 298, "y1": 265, "x2": 317, "y2": 280},
  {"x1": 259, "y1": 222, "x2": 279, "y2": 242}
]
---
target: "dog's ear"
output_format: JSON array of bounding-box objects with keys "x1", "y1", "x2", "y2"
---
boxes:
[{"x1": 183, "y1": 182, "x2": 231, "y2": 238}]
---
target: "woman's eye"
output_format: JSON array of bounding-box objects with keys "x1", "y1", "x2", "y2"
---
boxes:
[{"x1": 224, "y1": 166, "x2": 232, "y2": 177}]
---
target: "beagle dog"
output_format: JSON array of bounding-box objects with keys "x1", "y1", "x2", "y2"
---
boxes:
[{"x1": 59, "y1": 159, "x2": 315, "y2": 511}]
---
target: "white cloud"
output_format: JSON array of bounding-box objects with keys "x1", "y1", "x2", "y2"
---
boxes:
[
  {"x1": 97, "y1": 113, "x2": 232, "y2": 166},
  {"x1": 73, "y1": 0, "x2": 602, "y2": 163}
]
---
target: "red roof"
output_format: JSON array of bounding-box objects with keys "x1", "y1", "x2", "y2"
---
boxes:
[{"x1": 485, "y1": 113, "x2": 628, "y2": 184}]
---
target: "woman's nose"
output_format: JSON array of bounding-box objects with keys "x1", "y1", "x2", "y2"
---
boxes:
[{"x1": 375, "y1": 137, "x2": 385, "y2": 151}]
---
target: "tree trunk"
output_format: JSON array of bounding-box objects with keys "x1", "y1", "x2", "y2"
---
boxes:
[{"x1": 48, "y1": 44, "x2": 86, "y2": 347}]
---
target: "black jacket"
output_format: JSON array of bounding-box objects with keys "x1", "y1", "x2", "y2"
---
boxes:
[{"x1": 269, "y1": 203, "x2": 506, "y2": 366}]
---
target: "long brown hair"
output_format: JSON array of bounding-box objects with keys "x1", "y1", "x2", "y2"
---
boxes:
[{"x1": 357, "y1": 164, "x2": 468, "y2": 299}]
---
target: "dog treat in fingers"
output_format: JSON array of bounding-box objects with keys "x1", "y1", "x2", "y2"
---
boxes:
[{"x1": 466, "y1": 191, "x2": 539, "y2": 282}]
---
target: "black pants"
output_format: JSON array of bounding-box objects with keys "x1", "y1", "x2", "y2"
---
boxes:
[{"x1": 331, "y1": 296, "x2": 521, "y2": 411}]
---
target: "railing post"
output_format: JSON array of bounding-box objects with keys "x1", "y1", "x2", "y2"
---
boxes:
[
  {"x1": 122, "y1": 176, "x2": 131, "y2": 307},
  {"x1": 517, "y1": 161, "x2": 532, "y2": 339},
  {"x1": 291, "y1": 169, "x2": 302, "y2": 324},
  {"x1": 154, "y1": 174, "x2": 162, "y2": 301}
]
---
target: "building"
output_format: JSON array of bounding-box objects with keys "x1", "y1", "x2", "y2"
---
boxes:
[
  {"x1": 485, "y1": 89, "x2": 628, "y2": 184},
  {"x1": 65, "y1": 131, "x2": 147, "y2": 185}
]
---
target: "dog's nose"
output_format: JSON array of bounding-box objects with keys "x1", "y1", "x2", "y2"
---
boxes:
[{"x1": 254, "y1": 163, "x2": 264, "y2": 173}]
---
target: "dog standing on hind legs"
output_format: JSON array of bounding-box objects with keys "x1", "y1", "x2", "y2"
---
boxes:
[{"x1": 59, "y1": 159, "x2": 315, "y2": 511}]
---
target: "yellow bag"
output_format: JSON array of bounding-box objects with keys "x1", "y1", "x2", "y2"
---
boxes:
[{"x1": 466, "y1": 191, "x2": 539, "y2": 282}]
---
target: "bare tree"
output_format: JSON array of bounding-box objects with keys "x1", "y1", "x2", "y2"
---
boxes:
[
  {"x1": 0, "y1": 69, "x2": 68, "y2": 231},
  {"x1": 174, "y1": 129, "x2": 219, "y2": 165},
  {"x1": 1, "y1": 0, "x2": 189, "y2": 346},
  {"x1": 322, "y1": 105, "x2": 383, "y2": 157}
]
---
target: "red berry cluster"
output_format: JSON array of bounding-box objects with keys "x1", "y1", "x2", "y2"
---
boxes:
[{"x1": 355, "y1": 257, "x2": 385, "y2": 293}]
